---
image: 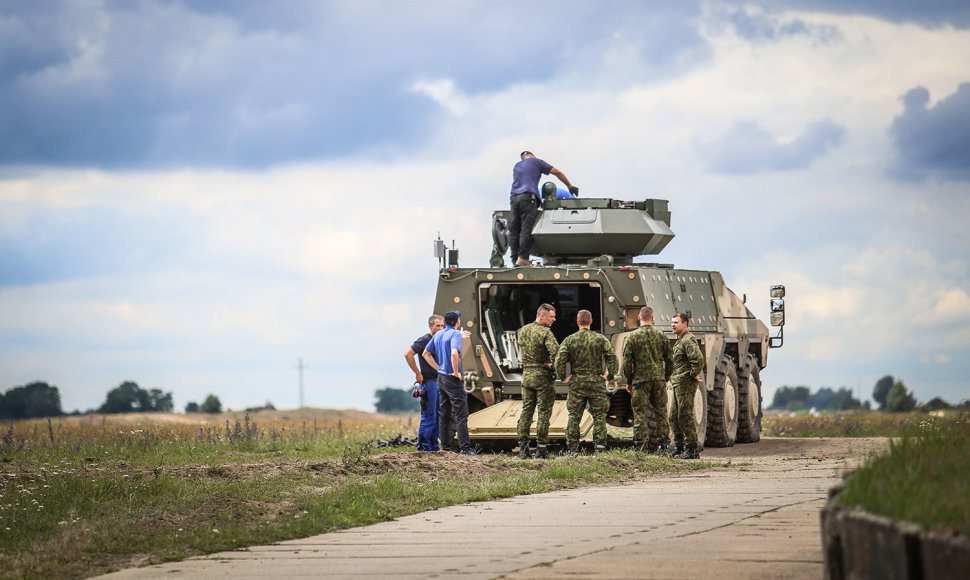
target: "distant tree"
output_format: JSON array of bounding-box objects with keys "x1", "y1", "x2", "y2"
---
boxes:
[
  {"x1": 200, "y1": 394, "x2": 222, "y2": 414},
  {"x1": 99, "y1": 381, "x2": 175, "y2": 414},
  {"x1": 919, "y1": 397, "x2": 951, "y2": 413},
  {"x1": 0, "y1": 381, "x2": 63, "y2": 419},
  {"x1": 374, "y1": 387, "x2": 419, "y2": 413},
  {"x1": 99, "y1": 381, "x2": 141, "y2": 413},
  {"x1": 245, "y1": 401, "x2": 276, "y2": 413},
  {"x1": 873, "y1": 375, "x2": 894, "y2": 410},
  {"x1": 770, "y1": 386, "x2": 811, "y2": 410},
  {"x1": 808, "y1": 387, "x2": 835, "y2": 410},
  {"x1": 184, "y1": 401, "x2": 200, "y2": 413},
  {"x1": 885, "y1": 380, "x2": 917, "y2": 413},
  {"x1": 829, "y1": 388, "x2": 864, "y2": 411}
]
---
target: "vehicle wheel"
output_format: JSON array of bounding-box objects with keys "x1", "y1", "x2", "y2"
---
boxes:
[
  {"x1": 693, "y1": 381, "x2": 707, "y2": 449},
  {"x1": 706, "y1": 354, "x2": 739, "y2": 447},
  {"x1": 735, "y1": 353, "x2": 762, "y2": 443}
]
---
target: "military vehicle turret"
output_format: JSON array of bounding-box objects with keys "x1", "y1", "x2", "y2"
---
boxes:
[{"x1": 431, "y1": 183, "x2": 785, "y2": 450}]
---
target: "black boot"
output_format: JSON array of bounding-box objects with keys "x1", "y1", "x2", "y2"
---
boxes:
[
  {"x1": 656, "y1": 441, "x2": 672, "y2": 457},
  {"x1": 536, "y1": 444, "x2": 549, "y2": 459},
  {"x1": 519, "y1": 441, "x2": 531, "y2": 460},
  {"x1": 680, "y1": 444, "x2": 700, "y2": 460},
  {"x1": 674, "y1": 440, "x2": 685, "y2": 457}
]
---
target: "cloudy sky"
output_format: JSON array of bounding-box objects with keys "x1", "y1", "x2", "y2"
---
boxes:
[{"x1": 1, "y1": 1, "x2": 968, "y2": 413}]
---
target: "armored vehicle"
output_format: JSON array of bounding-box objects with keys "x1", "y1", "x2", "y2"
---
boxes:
[{"x1": 431, "y1": 184, "x2": 785, "y2": 450}]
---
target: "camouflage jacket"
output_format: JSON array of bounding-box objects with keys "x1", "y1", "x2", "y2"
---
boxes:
[
  {"x1": 670, "y1": 331, "x2": 703, "y2": 385},
  {"x1": 555, "y1": 328, "x2": 618, "y2": 380},
  {"x1": 621, "y1": 324, "x2": 672, "y2": 384},
  {"x1": 517, "y1": 322, "x2": 558, "y2": 369}
]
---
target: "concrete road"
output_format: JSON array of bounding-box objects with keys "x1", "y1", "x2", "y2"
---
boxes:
[{"x1": 98, "y1": 437, "x2": 885, "y2": 579}]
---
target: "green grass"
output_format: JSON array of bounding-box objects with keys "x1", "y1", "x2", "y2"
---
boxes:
[
  {"x1": 0, "y1": 415, "x2": 715, "y2": 580},
  {"x1": 834, "y1": 414, "x2": 970, "y2": 536},
  {"x1": 762, "y1": 410, "x2": 966, "y2": 437}
]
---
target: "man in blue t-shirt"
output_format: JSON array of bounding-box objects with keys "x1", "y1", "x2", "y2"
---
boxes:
[
  {"x1": 404, "y1": 314, "x2": 444, "y2": 451},
  {"x1": 509, "y1": 151, "x2": 579, "y2": 267},
  {"x1": 422, "y1": 310, "x2": 477, "y2": 455}
]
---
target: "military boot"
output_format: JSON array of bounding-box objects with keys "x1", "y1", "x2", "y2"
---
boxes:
[
  {"x1": 535, "y1": 444, "x2": 549, "y2": 459},
  {"x1": 656, "y1": 441, "x2": 672, "y2": 457},
  {"x1": 567, "y1": 447, "x2": 580, "y2": 458},
  {"x1": 673, "y1": 441, "x2": 685, "y2": 457},
  {"x1": 594, "y1": 444, "x2": 606, "y2": 455},
  {"x1": 518, "y1": 441, "x2": 531, "y2": 460},
  {"x1": 680, "y1": 445, "x2": 700, "y2": 460}
]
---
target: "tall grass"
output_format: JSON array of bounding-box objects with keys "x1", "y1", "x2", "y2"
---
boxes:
[
  {"x1": 0, "y1": 413, "x2": 409, "y2": 465},
  {"x1": 763, "y1": 410, "x2": 965, "y2": 437},
  {"x1": 834, "y1": 414, "x2": 970, "y2": 536}
]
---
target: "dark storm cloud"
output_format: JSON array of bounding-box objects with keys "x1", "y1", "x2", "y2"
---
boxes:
[
  {"x1": 0, "y1": 1, "x2": 707, "y2": 169},
  {"x1": 889, "y1": 83, "x2": 970, "y2": 182},
  {"x1": 695, "y1": 119, "x2": 846, "y2": 174}
]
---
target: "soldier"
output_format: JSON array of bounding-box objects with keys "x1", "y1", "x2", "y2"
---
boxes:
[
  {"x1": 670, "y1": 312, "x2": 704, "y2": 459},
  {"x1": 516, "y1": 303, "x2": 559, "y2": 459},
  {"x1": 555, "y1": 309, "x2": 618, "y2": 456},
  {"x1": 621, "y1": 306, "x2": 673, "y2": 455}
]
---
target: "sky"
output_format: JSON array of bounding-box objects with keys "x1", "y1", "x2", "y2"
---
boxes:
[{"x1": 1, "y1": 0, "x2": 969, "y2": 413}]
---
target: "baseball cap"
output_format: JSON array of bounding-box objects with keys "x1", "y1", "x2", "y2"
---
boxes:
[
  {"x1": 444, "y1": 310, "x2": 461, "y2": 325},
  {"x1": 520, "y1": 151, "x2": 533, "y2": 159}
]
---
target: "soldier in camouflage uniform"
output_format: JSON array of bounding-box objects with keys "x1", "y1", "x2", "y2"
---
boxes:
[
  {"x1": 621, "y1": 306, "x2": 673, "y2": 454},
  {"x1": 516, "y1": 303, "x2": 559, "y2": 459},
  {"x1": 555, "y1": 309, "x2": 618, "y2": 455},
  {"x1": 669, "y1": 312, "x2": 704, "y2": 459}
]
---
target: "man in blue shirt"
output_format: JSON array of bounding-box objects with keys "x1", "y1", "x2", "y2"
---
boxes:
[
  {"x1": 422, "y1": 310, "x2": 478, "y2": 455},
  {"x1": 509, "y1": 151, "x2": 579, "y2": 267},
  {"x1": 404, "y1": 314, "x2": 444, "y2": 451}
]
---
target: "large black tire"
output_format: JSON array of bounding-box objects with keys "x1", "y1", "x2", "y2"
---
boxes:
[
  {"x1": 736, "y1": 353, "x2": 762, "y2": 443},
  {"x1": 706, "y1": 355, "x2": 739, "y2": 447}
]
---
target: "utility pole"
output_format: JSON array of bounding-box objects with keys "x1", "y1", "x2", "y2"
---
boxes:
[{"x1": 298, "y1": 358, "x2": 305, "y2": 408}]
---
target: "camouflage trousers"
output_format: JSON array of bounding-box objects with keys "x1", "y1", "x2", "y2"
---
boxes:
[
  {"x1": 669, "y1": 379, "x2": 699, "y2": 448},
  {"x1": 632, "y1": 380, "x2": 669, "y2": 452},
  {"x1": 517, "y1": 368, "x2": 555, "y2": 445},
  {"x1": 566, "y1": 376, "x2": 609, "y2": 448}
]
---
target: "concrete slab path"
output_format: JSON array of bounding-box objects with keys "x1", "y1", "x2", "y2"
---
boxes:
[{"x1": 97, "y1": 438, "x2": 885, "y2": 579}]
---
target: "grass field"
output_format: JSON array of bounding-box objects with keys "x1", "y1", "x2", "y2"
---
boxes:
[
  {"x1": 0, "y1": 410, "x2": 713, "y2": 579},
  {"x1": 762, "y1": 410, "x2": 966, "y2": 437},
  {"x1": 834, "y1": 413, "x2": 970, "y2": 537}
]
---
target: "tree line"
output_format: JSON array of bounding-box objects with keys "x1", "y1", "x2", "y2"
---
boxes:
[
  {"x1": 0, "y1": 381, "x2": 223, "y2": 419},
  {"x1": 769, "y1": 375, "x2": 966, "y2": 413}
]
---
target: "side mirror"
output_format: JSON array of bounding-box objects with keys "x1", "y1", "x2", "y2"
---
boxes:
[
  {"x1": 770, "y1": 310, "x2": 785, "y2": 327},
  {"x1": 769, "y1": 285, "x2": 785, "y2": 348}
]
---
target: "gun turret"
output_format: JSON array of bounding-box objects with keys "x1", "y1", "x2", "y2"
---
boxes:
[{"x1": 491, "y1": 195, "x2": 674, "y2": 267}]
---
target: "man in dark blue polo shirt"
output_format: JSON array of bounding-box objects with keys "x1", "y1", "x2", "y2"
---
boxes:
[
  {"x1": 422, "y1": 310, "x2": 477, "y2": 455},
  {"x1": 509, "y1": 151, "x2": 579, "y2": 267},
  {"x1": 404, "y1": 314, "x2": 444, "y2": 451}
]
